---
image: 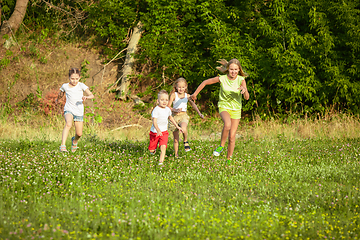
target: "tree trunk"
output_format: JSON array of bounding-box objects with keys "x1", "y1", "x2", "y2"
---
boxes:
[
  {"x1": 0, "y1": 0, "x2": 29, "y2": 45},
  {"x1": 116, "y1": 21, "x2": 144, "y2": 100}
]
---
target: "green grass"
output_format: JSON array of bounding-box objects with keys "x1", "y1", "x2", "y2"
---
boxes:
[{"x1": 0, "y1": 136, "x2": 359, "y2": 239}]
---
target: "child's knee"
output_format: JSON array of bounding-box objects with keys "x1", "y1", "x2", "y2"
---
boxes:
[{"x1": 224, "y1": 123, "x2": 231, "y2": 131}]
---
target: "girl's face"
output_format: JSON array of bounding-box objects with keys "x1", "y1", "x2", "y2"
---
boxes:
[
  {"x1": 158, "y1": 93, "x2": 169, "y2": 108},
  {"x1": 69, "y1": 73, "x2": 81, "y2": 86},
  {"x1": 228, "y1": 63, "x2": 240, "y2": 80},
  {"x1": 176, "y1": 81, "x2": 187, "y2": 94}
]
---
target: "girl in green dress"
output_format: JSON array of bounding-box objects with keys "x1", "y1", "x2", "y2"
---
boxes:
[{"x1": 190, "y1": 59, "x2": 250, "y2": 160}]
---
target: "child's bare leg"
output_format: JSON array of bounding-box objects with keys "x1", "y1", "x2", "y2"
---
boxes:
[
  {"x1": 61, "y1": 114, "x2": 73, "y2": 146},
  {"x1": 159, "y1": 145, "x2": 167, "y2": 163},
  {"x1": 73, "y1": 121, "x2": 83, "y2": 144},
  {"x1": 220, "y1": 111, "x2": 231, "y2": 147},
  {"x1": 173, "y1": 130, "x2": 180, "y2": 157},
  {"x1": 181, "y1": 122, "x2": 189, "y2": 142},
  {"x1": 227, "y1": 119, "x2": 240, "y2": 159}
]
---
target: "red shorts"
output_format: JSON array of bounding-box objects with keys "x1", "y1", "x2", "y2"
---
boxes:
[{"x1": 148, "y1": 131, "x2": 169, "y2": 150}]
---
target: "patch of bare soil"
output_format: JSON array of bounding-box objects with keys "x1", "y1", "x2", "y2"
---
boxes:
[{"x1": 0, "y1": 39, "x2": 153, "y2": 131}]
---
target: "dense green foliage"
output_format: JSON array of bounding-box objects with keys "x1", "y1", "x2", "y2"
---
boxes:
[
  {"x1": 1, "y1": 137, "x2": 360, "y2": 238},
  {"x1": 2, "y1": 0, "x2": 360, "y2": 115}
]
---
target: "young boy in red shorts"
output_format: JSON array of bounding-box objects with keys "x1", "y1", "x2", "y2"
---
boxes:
[{"x1": 149, "y1": 90, "x2": 183, "y2": 165}]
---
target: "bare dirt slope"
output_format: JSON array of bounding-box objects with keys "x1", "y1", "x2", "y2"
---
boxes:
[{"x1": 0, "y1": 41, "x2": 153, "y2": 131}]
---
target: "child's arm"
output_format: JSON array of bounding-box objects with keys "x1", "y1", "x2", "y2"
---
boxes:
[
  {"x1": 167, "y1": 92, "x2": 181, "y2": 113},
  {"x1": 55, "y1": 91, "x2": 64, "y2": 104},
  {"x1": 83, "y1": 88, "x2": 95, "y2": 101},
  {"x1": 190, "y1": 76, "x2": 220, "y2": 101},
  {"x1": 188, "y1": 98, "x2": 204, "y2": 119},
  {"x1": 240, "y1": 79, "x2": 250, "y2": 100},
  {"x1": 152, "y1": 117, "x2": 163, "y2": 136},
  {"x1": 169, "y1": 116, "x2": 184, "y2": 133}
]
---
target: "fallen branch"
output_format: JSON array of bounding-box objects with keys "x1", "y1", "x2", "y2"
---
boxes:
[
  {"x1": 87, "y1": 47, "x2": 126, "y2": 93},
  {"x1": 41, "y1": 0, "x2": 79, "y2": 22},
  {"x1": 111, "y1": 124, "x2": 143, "y2": 131},
  {"x1": 99, "y1": 48, "x2": 127, "y2": 87},
  {"x1": 105, "y1": 73, "x2": 124, "y2": 95}
]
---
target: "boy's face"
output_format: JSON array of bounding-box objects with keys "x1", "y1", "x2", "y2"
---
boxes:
[{"x1": 158, "y1": 93, "x2": 169, "y2": 108}]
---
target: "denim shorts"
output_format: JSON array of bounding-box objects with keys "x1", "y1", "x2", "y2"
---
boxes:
[{"x1": 64, "y1": 111, "x2": 84, "y2": 122}]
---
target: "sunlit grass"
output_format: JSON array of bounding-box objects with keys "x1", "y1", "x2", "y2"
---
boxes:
[
  {"x1": 1, "y1": 112, "x2": 360, "y2": 142},
  {"x1": 1, "y1": 135, "x2": 359, "y2": 239},
  {"x1": 0, "y1": 113, "x2": 151, "y2": 142}
]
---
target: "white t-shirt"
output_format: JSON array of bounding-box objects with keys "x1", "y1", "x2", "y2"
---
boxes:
[
  {"x1": 60, "y1": 82, "x2": 89, "y2": 116},
  {"x1": 172, "y1": 92, "x2": 188, "y2": 112},
  {"x1": 150, "y1": 106, "x2": 172, "y2": 133}
]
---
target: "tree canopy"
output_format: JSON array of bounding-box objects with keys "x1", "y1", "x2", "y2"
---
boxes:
[{"x1": 2, "y1": 0, "x2": 360, "y2": 116}]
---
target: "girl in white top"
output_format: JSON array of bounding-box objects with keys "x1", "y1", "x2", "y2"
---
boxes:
[
  {"x1": 56, "y1": 68, "x2": 94, "y2": 152},
  {"x1": 168, "y1": 78, "x2": 204, "y2": 157}
]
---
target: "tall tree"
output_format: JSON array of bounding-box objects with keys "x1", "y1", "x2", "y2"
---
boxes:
[
  {"x1": 0, "y1": 0, "x2": 29, "y2": 45},
  {"x1": 48, "y1": 0, "x2": 360, "y2": 114},
  {"x1": 116, "y1": 21, "x2": 145, "y2": 100}
]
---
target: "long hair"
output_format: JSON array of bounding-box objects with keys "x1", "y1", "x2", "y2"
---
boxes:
[
  {"x1": 216, "y1": 59, "x2": 248, "y2": 77},
  {"x1": 170, "y1": 77, "x2": 188, "y2": 95}
]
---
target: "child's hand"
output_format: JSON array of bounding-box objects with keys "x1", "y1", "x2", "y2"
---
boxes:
[
  {"x1": 156, "y1": 132, "x2": 163, "y2": 137},
  {"x1": 239, "y1": 86, "x2": 247, "y2": 94},
  {"x1": 82, "y1": 96, "x2": 88, "y2": 101},
  {"x1": 178, "y1": 127, "x2": 184, "y2": 133},
  {"x1": 174, "y1": 108, "x2": 181, "y2": 113},
  {"x1": 189, "y1": 94, "x2": 197, "y2": 101},
  {"x1": 199, "y1": 114, "x2": 204, "y2": 119}
]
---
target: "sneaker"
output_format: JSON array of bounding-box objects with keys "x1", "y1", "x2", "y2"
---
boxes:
[
  {"x1": 213, "y1": 146, "x2": 224, "y2": 156},
  {"x1": 159, "y1": 162, "x2": 163, "y2": 165}
]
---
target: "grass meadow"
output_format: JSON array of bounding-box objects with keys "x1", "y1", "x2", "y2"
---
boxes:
[{"x1": 0, "y1": 113, "x2": 360, "y2": 239}]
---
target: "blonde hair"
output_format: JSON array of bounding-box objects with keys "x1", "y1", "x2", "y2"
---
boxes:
[
  {"x1": 216, "y1": 58, "x2": 248, "y2": 77},
  {"x1": 171, "y1": 77, "x2": 188, "y2": 95},
  {"x1": 158, "y1": 90, "x2": 169, "y2": 99}
]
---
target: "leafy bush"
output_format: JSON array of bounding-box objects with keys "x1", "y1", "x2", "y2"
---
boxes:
[{"x1": 4, "y1": 0, "x2": 360, "y2": 116}]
